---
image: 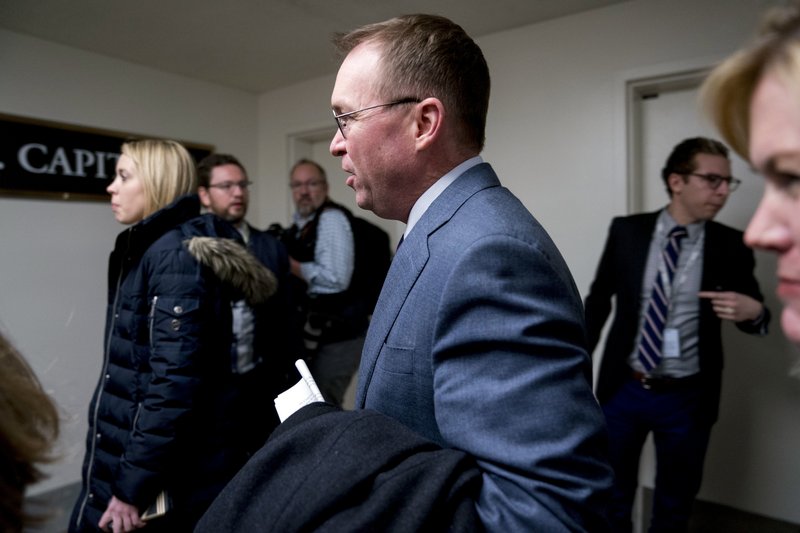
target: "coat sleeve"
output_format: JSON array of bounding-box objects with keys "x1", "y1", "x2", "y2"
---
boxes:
[
  {"x1": 730, "y1": 234, "x2": 771, "y2": 335},
  {"x1": 113, "y1": 245, "x2": 218, "y2": 509},
  {"x1": 300, "y1": 209, "x2": 355, "y2": 293},
  {"x1": 432, "y1": 233, "x2": 613, "y2": 532},
  {"x1": 584, "y1": 218, "x2": 620, "y2": 354}
]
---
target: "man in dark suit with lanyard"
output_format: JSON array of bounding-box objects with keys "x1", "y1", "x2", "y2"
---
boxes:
[{"x1": 585, "y1": 137, "x2": 770, "y2": 532}]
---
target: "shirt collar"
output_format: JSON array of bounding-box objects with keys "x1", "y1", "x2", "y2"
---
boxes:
[
  {"x1": 236, "y1": 221, "x2": 250, "y2": 243},
  {"x1": 404, "y1": 155, "x2": 484, "y2": 238},
  {"x1": 658, "y1": 208, "x2": 704, "y2": 241}
]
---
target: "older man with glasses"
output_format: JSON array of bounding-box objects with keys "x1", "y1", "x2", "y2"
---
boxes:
[
  {"x1": 275, "y1": 158, "x2": 376, "y2": 407},
  {"x1": 585, "y1": 136, "x2": 770, "y2": 532}
]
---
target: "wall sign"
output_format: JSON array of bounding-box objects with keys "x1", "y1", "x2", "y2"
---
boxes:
[{"x1": 0, "y1": 113, "x2": 213, "y2": 201}]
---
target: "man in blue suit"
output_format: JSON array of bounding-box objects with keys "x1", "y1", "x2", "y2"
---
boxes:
[{"x1": 329, "y1": 14, "x2": 612, "y2": 531}]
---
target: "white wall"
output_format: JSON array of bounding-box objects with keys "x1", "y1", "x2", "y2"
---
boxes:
[
  {"x1": 478, "y1": 0, "x2": 773, "y2": 288},
  {"x1": 256, "y1": 74, "x2": 337, "y2": 226},
  {"x1": 2, "y1": 0, "x2": 799, "y2": 525},
  {"x1": 0, "y1": 29, "x2": 259, "y2": 495}
]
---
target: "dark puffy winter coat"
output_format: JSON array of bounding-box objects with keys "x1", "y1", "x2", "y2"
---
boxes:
[{"x1": 70, "y1": 195, "x2": 278, "y2": 532}]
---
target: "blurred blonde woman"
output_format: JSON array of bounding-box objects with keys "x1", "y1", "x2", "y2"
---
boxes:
[
  {"x1": 70, "y1": 139, "x2": 276, "y2": 532},
  {"x1": 702, "y1": 0, "x2": 800, "y2": 347},
  {"x1": 0, "y1": 331, "x2": 59, "y2": 532}
]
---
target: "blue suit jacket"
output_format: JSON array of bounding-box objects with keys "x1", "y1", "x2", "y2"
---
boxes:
[{"x1": 356, "y1": 163, "x2": 612, "y2": 531}]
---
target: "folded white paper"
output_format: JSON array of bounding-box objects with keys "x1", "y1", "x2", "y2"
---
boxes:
[{"x1": 274, "y1": 359, "x2": 325, "y2": 422}]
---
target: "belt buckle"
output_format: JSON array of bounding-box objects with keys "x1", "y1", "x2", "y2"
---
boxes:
[{"x1": 634, "y1": 372, "x2": 654, "y2": 390}]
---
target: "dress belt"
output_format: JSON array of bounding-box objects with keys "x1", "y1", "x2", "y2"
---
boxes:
[{"x1": 631, "y1": 370, "x2": 701, "y2": 392}]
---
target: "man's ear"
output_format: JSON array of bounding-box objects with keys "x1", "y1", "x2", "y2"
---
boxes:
[
  {"x1": 667, "y1": 173, "x2": 685, "y2": 195},
  {"x1": 198, "y1": 187, "x2": 211, "y2": 208},
  {"x1": 414, "y1": 97, "x2": 444, "y2": 151}
]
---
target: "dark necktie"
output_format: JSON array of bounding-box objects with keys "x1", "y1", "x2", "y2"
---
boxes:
[{"x1": 637, "y1": 225, "x2": 688, "y2": 372}]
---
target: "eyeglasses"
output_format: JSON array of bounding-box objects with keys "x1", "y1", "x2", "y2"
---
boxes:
[
  {"x1": 289, "y1": 180, "x2": 326, "y2": 190},
  {"x1": 207, "y1": 180, "x2": 252, "y2": 192},
  {"x1": 333, "y1": 97, "x2": 421, "y2": 139},
  {"x1": 685, "y1": 173, "x2": 741, "y2": 192}
]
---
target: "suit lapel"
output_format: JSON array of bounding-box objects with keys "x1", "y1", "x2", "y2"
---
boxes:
[
  {"x1": 355, "y1": 164, "x2": 499, "y2": 407},
  {"x1": 626, "y1": 212, "x2": 658, "y2": 292},
  {"x1": 630, "y1": 211, "x2": 659, "y2": 276},
  {"x1": 355, "y1": 233, "x2": 427, "y2": 406},
  {"x1": 700, "y1": 221, "x2": 721, "y2": 291}
]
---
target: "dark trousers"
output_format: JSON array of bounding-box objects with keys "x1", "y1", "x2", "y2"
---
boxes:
[{"x1": 602, "y1": 376, "x2": 712, "y2": 533}]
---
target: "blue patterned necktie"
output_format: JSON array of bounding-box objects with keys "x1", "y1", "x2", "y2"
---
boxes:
[{"x1": 637, "y1": 225, "x2": 688, "y2": 372}]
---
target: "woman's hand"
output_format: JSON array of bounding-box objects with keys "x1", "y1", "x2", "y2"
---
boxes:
[{"x1": 99, "y1": 496, "x2": 145, "y2": 532}]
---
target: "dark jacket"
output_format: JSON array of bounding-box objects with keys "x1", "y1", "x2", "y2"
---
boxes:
[
  {"x1": 281, "y1": 200, "x2": 368, "y2": 343},
  {"x1": 239, "y1": 225, "x2": 302, "y2": 443},
  {"x1": 196, "y1": 403, "x2": 483, "y2": 533},
  {"x1": 585, "y1": 211, "x2": 769, "y2": 423},
  {"x1": 71, "y1": 195, "x2": 278, "y2": 532}
]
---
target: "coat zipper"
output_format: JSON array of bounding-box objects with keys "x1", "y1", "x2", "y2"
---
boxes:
[
  {"x1": 149, "y1": 296, "x2": 158, "y2": 348},
  {"x1": 132, "y1": 402, "x2": 143, "y2": 430}
]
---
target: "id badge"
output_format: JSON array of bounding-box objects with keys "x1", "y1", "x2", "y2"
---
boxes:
[{"x1": 663, "y1": 328, "x2": 681, "y2": 358}]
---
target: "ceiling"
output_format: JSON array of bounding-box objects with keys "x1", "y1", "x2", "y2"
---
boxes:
[{"x1": 0, "y1": 0, "x2": 629, "y2": 94}]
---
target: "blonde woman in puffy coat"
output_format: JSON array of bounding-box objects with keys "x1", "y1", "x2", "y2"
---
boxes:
[{"x1": 70, "y1": 139, "x2": 277, "y2": 533}]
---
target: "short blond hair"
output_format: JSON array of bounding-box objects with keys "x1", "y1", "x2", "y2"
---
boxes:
[
  {"x1": 121, "y1": 139, "x2": 197, "y2": 217},
  {"x1": 701, "y1": 1, "x2": 800, "y2": 159}
]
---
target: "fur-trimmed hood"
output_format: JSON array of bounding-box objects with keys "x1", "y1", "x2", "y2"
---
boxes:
[{"x1": 185, "y1": 236, "x2": 278, "y2": 307}]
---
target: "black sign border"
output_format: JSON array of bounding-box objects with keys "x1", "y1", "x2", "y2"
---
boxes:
[{"x1": 0, "y1": 112, "x2": 214, "y2": 202}]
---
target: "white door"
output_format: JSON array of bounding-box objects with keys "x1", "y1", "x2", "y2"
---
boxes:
[{"x1": 639, "y1": 86, "x2": 761, "y2": 226}]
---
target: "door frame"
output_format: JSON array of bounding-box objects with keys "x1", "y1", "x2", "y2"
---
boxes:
[{"x1": 616, "y1": 57, "x2": 720, "y2": 214}]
